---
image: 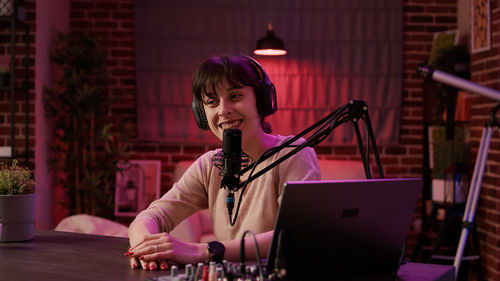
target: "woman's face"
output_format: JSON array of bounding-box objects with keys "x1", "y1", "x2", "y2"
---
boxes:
[{"x1": 202, "y1": 79, "x2": 262, "y2": 143}]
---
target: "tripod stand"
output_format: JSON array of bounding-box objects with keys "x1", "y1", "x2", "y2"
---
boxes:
[
  {"x1": 417, "y1": 63, "x2": 500, "y2": 280},
  {"x1": 453, "y1": 104, "x2": 500, "y2": 278}
]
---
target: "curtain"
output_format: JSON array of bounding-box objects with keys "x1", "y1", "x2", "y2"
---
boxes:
[{"x1": 135, "y1": 0, "x2": 402, "y2": 145}]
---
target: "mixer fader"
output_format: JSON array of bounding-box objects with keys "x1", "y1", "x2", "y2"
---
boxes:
[{"x1": 147, "y1": 260, "x2": 272, "y2": 281}]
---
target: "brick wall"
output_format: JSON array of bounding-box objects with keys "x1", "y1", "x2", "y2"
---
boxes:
[
  {"x1": 67, "y1": 0, "x2": 439, "y2": 194},
  {"x1": 68, "y1": 0, "x2": 442, "y2": 251},
  {"x1": 0, "y1": 0, "x2": 36, "y2": 166},
  {"x1": 469, "y1": 0, "x2": 500, "y2": 279},
  {"x1": 31, "y1": 0, "x2": 500, "y2": 279},
  {"x1": 69, "y1": 0, "x2": 136, "y2": 134}
]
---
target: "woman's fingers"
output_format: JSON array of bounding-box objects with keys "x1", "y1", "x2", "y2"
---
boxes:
[
  {"x1": 148, "y1": 261, "x2": 157, "y2": 271},
  {"x1": 131, "y1": 243, "x2": 168, "y2": 259},
  {"x1": 159, "y1": 260, "x2": 169, "y2": 270},
  {"x1": 127, "y1": 233, "x2": 173, "y2": 271},
  {"x1": 137, "y1": 259, "x2": 167, "y2": 271},
  {"x1": 139, "y1": 235, "x2": 170, "y2": 252},
  {"x1": 129, "y1": 256, "x2": 153, "y2": 271},
  {"x1": 128, "y1": 236, "x2": 173, "y2": 258},
  {"x1": 129, "y1": 233, "x2": 167, "y2": 252},
  {"x1": 139, "y1": 258, "x2": 154, "y2": 270},
  {"x1": 125, "y1": 232, "x2": 202, "y2": 269},
  {"x1": 129, "y1": 257, "x2": 138, "y2": 269}
]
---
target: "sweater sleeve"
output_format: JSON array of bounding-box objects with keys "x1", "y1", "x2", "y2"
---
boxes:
[{"x1": 130, "y1": 151, "x2": 215, "y2": 233}]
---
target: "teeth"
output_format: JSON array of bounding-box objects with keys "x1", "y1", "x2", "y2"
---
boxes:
[{"x1": 221, "y1": 120, "x2": 241, "y2": 129}]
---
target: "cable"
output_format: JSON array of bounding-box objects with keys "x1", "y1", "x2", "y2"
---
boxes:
[
  {"x1": 227, "y1": 100, "x2": 383, "y2": 225},
  {"x1": 272, "y1": 228, "x2": 287, "y2": 279},
  {"x1": 240, "y1": 230, "x2": 265, "y2": 281},
  {"x1": 238, "y1": 102, "x2": 349, "y2": 176},
  {"x1": 229, "y1": 109, "x2": 347, "y2": 226},
  {"x1": 229, "y1": 144, "x2": 296, "y2": 226},
  {"x1": 363, "y1": 115, "x2": 371, "y2": 173}
]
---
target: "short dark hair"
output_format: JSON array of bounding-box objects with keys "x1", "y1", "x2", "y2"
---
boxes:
[
  {"x1": 192, "y1": 54, "x2": 273, "y2": 133},
  {"x1": 192, "y1": 55, "x2": 260, "y2": 102}
]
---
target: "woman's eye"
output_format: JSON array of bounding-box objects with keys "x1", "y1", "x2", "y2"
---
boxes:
[
  {"x1": 231, "y1": 93, "x2": 243, "y2": 99},
  {"x1": 204, "y1": 98, "x2": 217, "y2": 107}
]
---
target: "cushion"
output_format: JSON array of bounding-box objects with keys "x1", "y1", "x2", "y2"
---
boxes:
[
  {"x1": 55, "y1": 214, "x2": 129, "y2": 238},
  {"x1": 318, "y1": 159, "x2": 369, "y2": 180}
]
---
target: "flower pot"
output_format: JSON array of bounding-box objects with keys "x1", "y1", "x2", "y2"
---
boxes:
[{"x1": 0, "y1": 193, "x2": 36, "y2": 242}]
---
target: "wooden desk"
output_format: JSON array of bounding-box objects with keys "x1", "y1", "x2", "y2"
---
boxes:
[
  {"x1": 0, "y1": 230, "x2": 166, "y2": 281},
  {"x1": 0, "y1": 230, "x2": 454, "y2": 281}
]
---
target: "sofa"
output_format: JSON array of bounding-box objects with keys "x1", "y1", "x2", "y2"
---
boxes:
[
  {"x1": 54, "y1": 158, "x2": 369, "y2": 240},
  {"x1": 168, "y1": 158, "x2": 369, "y2": 243}
]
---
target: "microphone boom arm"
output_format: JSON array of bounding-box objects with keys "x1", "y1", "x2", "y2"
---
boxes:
[{"x1": 239, "y1": 100, "x2": 384, "y2": 188}]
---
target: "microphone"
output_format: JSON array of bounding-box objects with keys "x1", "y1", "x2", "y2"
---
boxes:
[{"x1": 220, "y1": 129, "x2": 242, "y2": 218}]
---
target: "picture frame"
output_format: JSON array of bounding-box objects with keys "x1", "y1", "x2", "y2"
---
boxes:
[
  {"x1": 428, "y1": 29, "x2": 459, "y2": 66},
  {"x1": 114, "y1": 160, "x2": 161, "y2": 217},
  {"x1": 471, "y1": 0, "x2": 490, "y2": 54}
]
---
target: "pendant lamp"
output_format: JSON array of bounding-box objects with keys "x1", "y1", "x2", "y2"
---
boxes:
[{"x1": 254, "y1": 23, "x2": 287, "y2": 56}]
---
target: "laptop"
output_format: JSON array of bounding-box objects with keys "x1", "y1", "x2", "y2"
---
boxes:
[{"x1": 266, "y1": 178, "x2": 422, "y2": 280}]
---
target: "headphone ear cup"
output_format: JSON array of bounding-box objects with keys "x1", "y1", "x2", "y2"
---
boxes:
[
  {"x1": 245, "y1": 56, "x2": 277, "y2": 117},
  {"x1": 192, "y1": 98, "x2": 210, "y2": 130},
  {"x1": 267, "y1": 82, "x2": 277, "y2": 115},
  {"x1": 256, "y1": 80, "x2": 277, "y2": 117}
]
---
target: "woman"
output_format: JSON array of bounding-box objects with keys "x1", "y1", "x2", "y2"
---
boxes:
[{"x1": 125, "y1": 54, "x2": 320, "y2": 270}]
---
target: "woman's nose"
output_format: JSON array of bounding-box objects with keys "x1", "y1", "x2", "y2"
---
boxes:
[{"x1": 218, "y1": 99, "x2": 232, "y2": 116}]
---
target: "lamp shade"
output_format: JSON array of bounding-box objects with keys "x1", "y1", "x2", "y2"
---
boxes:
[{"x1": 254, "y1": 26, "x2": 287, "y2": 56}]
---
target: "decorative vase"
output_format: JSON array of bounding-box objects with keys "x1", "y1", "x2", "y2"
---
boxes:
[{"x1": 0, "y1": 193, "x2": 36, "y2": 242}]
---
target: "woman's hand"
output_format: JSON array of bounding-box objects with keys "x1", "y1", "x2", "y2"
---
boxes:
[{"x1": 124, "y1": 232, "x2": 208, "y2": 270}]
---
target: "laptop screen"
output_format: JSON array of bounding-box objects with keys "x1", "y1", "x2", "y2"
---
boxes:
[{"x1": 266, "y1": 178, "x2": 422, "y2": 280}]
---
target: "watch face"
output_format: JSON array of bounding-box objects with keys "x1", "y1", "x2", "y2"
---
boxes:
[
  {"x1": 208, "y1": 241, "x2": 225, "y2": 263},
  {"x1": 472, "y1": 0, "x2": 490, "y2": 53}
]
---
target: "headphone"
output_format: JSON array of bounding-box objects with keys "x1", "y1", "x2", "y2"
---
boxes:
[{"x1": 192, "y1": 55, "x2": 277, "y2": 130}]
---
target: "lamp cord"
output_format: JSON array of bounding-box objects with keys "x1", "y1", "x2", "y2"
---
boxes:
[{"x1": 267, "y1": 0, "x2": 271, "y2": 26}]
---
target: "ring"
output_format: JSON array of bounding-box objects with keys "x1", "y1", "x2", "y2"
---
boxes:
[{"x1": 154, "y1": 245, "x2": 158, "y2": 253}]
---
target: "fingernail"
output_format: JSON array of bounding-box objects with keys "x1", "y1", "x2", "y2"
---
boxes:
[
  {"x1": 139, "y1": 256, "x2": 144, "y2": 260},
  {"x1": 123, "y1": 251, "x2": 133, "y2": 256},
  {"x1": 150, "y1": 264, "x2": 157, "y2": 270},
  {"x1": 160, "y1": 264, "x2": 168, "y2": 270},
  {"x1": 131, "y1": 263, "x2": 137, "y2": 269},
  {"x1": 143, "y1": 264, "x2": 149, "y2": 270}
]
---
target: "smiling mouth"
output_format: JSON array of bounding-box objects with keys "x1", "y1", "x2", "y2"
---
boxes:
[{"x1": 219, "y1": 120, "x2": 242, "y2": 129}]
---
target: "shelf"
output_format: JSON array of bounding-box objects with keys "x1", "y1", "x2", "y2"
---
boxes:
[{"x1": 0, "y1": 1, "x2": 30, "y2": 164}]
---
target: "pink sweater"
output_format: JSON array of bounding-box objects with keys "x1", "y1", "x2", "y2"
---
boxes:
[{"x1": 132, "y1": 135, "x2": 320, "y2": 241}]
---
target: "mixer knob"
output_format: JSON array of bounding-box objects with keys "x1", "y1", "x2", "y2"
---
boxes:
[
  {"x1": 185, "y1": 264, "x2": 194, "y2": 278},
  {"x1": 170, "y1": 265, "x2": 178, "y2": 278}
]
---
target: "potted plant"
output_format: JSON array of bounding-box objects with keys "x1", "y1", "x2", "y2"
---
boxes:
[
  {"x1": 43, "y1": 30, "x2": 131, "y2": 219},
  {"x1": 0, "y1": 160, "x2": 36, "y2": 242}
]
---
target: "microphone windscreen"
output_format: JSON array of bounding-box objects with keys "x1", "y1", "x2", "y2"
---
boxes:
[{"x1": 222, "y1": 129, "x2": 242, "y2": 156}]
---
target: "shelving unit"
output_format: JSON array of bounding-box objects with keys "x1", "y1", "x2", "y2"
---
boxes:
[
  {"x1": 413, "y1": 66, "x2": 482, "y2": 280},
  {"x1": 0, "y1": 0, "x2": 29, "y2": 165}
]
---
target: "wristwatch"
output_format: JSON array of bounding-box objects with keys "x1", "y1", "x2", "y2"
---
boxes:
[{"x1": 207, "y1": 241, "x2": 225, "y2": 263}]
